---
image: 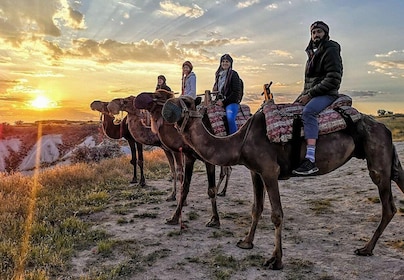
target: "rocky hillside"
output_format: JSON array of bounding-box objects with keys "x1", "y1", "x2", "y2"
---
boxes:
[{"x1": 0, "y1": 121, "x2": 103, "y2": 172}]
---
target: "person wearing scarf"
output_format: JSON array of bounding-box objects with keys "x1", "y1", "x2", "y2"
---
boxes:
[
  {"x1": 156, "y1": 75, "x2": 172, "y2": 92},
  {"x1": 212, "y1": 54, "x2": 242, "y2": 135},
  {"x1": 181, "y1": 61, "x2": 196, "y2": 98},
  {"x1": 292, "y1": 21, "x2": 343, "y2": 176}
]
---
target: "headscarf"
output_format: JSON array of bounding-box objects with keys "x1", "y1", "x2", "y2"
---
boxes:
[{"x1": 213, "y1": 54, "x2": 234, "y2": 93}]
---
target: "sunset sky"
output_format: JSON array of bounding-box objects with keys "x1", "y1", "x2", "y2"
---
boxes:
[{"x1": 0, "y1": 0, "x2": 403, "y2": 124}]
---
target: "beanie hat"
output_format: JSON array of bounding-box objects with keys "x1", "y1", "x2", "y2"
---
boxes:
[
  {"x1": 157, "y1": 75, "x2": 166, "y2": 83},
  {"x1": 182, "y1": 61, "x2": 193, "y2": 71},
  {"x1": 310, "y1": 21, "x2": 329, "y2": 34},
  {"x1": 220, "y1": 53, "x2": 233, "y2": 64}
]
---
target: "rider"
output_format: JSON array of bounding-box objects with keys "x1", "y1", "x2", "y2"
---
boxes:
[
  {"x1": 156, "y1": 75, "x2": 172, "y2": 92},
  {"x1": 181, "y1": 61, "x2": 196, "y2": 98},
  {"x1": 292, "y1": 21, "x2": 343, "y2": 176},
  {"x1": 213, "y1": 54, "x2": 242, "y2": 135}
]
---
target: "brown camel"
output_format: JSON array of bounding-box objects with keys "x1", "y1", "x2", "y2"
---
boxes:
[
  {"x1": 90, "y1": 100, "x2": 145, "y2": 186},
  {"x1": 161, "y1": 95, "x2": 404, "y2": 270},
  {"x1": 134, "y1": 91, "x2": 236, "y2": 225},
  {"x1": 137, "y1": 90, "x2": 234, "y2": 197},
  {"x1": 111, "y1": 93, "x2": 225, "y2": 228},
  {"x1": 106, "y1": 97, "x2": 183, "y2": 202}
]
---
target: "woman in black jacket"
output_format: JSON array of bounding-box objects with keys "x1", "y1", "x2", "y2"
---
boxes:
[
  {"x1": 212, "y1": 54, "x2": 242, "y2": 134},
  {"x1": 156, "y1": 75, "x2": 172, "y2": 92}
]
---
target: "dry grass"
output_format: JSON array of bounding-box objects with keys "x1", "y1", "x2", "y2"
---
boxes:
[{"x1": 0, "y1": 149, "x2": 172, "y2": 280}]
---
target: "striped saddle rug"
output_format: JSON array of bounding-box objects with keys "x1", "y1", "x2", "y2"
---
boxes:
[
  {"x1": 206, "y1": 104, "x2": 251, "y2": 136},
  {"x1": 263, "y1": 94, "x2": 362, "y2": 143}
]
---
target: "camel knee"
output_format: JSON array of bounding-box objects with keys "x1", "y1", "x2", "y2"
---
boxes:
[
  {"x1": 271, "y1": 211, "x2": 283, "y2": 227},
  {"x1": 207, "y1": 187, "x2": 216, "y2": 198}
]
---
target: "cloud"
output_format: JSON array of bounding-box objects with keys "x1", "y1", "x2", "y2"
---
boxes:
[
  {"x1": 237, "y1": 0, "x2": 260, "y2": 9},
  {"x1": 0, "y1": 0, "x2": 85, "y2": 46},
  {"x1": 268, "y1": 50, "x2": 293, "y2": 59},
  {"x1": 368, "y1": 49, "x2": 404, "y2": 79},
  {"x1": 340, "y1": 90, "x2": 383, "y2": 98},
  {"x1": 181, "y1": 37, "x2": 251, "y2": 49},
  {"x1": 157, "y1": 1, "x2": 204, "y2": 18}
]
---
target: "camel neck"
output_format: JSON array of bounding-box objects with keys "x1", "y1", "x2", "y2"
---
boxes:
[
  {"x1": 183, "y1": 117, "x2": 244, "y2": 166},
  {"x1": 126, "y1": 113, "x2": 160, "y2": 146}
]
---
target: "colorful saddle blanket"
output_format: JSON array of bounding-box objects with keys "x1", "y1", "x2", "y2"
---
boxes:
[
  {"x1": 263, "y1": 94, "x2": 362, "y2": 143},
  {"x1": 207, "y1": 104, "x2": 251, "y2": 136}
]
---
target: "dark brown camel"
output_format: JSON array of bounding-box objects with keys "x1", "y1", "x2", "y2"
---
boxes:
[
  {"x1": 110, "y1": 93, "x2": 223, "y2": 228},
  {"x1": 90, "y1": 100, "x2": 145, "y2": 186},
  {"x1": 162, "y1": 95, "x2": 404, "y2": 270},
  {"x1": 106, "y1": 97, "x2": 183, "y2": 202},
  {"x1": 139, "y1": 90, "x2": 234, "y2": 197}
]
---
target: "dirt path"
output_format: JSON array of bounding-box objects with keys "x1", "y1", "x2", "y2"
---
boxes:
[{"x1": 71, "y1": 142, "x2": 404, "y2": 280}]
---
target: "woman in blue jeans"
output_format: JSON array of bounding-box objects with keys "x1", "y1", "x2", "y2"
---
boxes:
[
  {"x1": 212, "y1": 54, "x2": 242, "y2": 134},
  {"x1": 292, "y1": 21, "x2": 343, "y2": 176}
]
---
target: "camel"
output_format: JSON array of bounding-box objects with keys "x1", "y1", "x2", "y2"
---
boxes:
[
  {"x1": 90, "y1": 100, "x2": 145, "y2": 186},
  {"x1": 139, "y1": 90, "x2": 238, "y2": 198},
  {"x1": 161, "y1": 95, "x2": 404, "y2": 270},
  {"x1": 109, "y1": 93, "x2": 228, "y2": 228},
  {"x1": 106, "y1": 98, "x2": 183, "y2": 202}
]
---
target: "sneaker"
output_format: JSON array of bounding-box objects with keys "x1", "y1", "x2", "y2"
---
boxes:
[{"x1": 292, "y1": 159, "x2": 319, "y2": 176}]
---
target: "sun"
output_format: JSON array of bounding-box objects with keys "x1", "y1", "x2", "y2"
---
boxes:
[{"x1": 30, "y1": 95, "x2": 55, "y2": 110}]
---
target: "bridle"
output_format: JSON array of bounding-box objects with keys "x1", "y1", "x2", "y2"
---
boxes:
[{"x1": 175, "y1": 97, "x2": 203, "y2": 133}]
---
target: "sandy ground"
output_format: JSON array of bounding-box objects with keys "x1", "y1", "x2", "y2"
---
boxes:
[{"x1": 70, "y1": 142, "x2": 404, "y2": 280}]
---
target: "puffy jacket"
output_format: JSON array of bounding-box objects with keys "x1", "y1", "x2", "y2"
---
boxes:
[
  {"x1": 213, "y1": 69, "x2": 242, "y2": 107},
  {"x1": 302, "y1": 39, "x2": 343, "y2": 98}
]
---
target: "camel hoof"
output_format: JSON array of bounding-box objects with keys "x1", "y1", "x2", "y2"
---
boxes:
[
  {"x1": 166, "y1": 217, "x2": 179, "y2": 225},
  {"x1": 139, "y1": 180, "x2": 146, "y2": 187},
  {"x1": 217, "y1": 191, "x2": 226, "y2": 197},
  {"x1": 263, "y1": 257, "x2": 283, "y2": 270},
  {"x1": 354, "y1": 248, "x2": 373, "y2": 256},
  {"x1": 206, "y1": 219, "x2": 220, "y2": 228},
  {"x1": 237, "y1": 239, "x2": 253, "y2": 249},
  {"x1": 166, "y1": 195, "x2": 176, "y2": 202}
]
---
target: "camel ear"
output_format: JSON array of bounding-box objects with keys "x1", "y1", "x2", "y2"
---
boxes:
[{"x1": 195, "y1": 97, "x2": 202, "y2": 106}]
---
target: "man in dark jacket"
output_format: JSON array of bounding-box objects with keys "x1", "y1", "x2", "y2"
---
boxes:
[{"x1": 292, "y1": 21, "x2": 343, "y2": 176}]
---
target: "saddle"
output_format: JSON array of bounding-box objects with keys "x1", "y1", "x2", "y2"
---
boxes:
[
  {"x1": 206, "y1": 104, "x2": 251, "y2": 136},
  {"x1": 263, "y1": 94, "x2": 361, "y2": 143}
]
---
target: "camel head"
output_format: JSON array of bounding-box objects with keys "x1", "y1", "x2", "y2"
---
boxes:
[
  {"x1": 90, "y1": 100, "x2": 109, "y2": 114},
  {"x1": 162, "y1": 96, "x2": 203, "y2": 133},
  {"x1": 107, "y1": 96, "x2": 137, "y2": 115},
  {"x1": 135, "y1": 91, "x2": 177, "y2": 134}
]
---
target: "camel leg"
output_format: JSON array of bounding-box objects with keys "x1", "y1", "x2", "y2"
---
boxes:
[
  {"x1": 392, "y1": 145, "x2": 404, "y2": 193},
  {"x1": 136, "y1": 142, "x2": 146, "y2": 187},
  {"x1": 262, "y1": 173, "x2": 283, "y2": 270},
  {"x1": 237, "y1": 171, "x2": 265, "y2": 249},
  {"x1": 355, "y1": 127, "x2": 397, "y2": 256},
  {"x1": 166, "y1": 155, "x2": 195, "y2": 225},
  {"x1": 355, "y1": 169, "x2": 396, "y2": 256},
  {"x1": 205, "y1": 163, "x2": 220, "y2": 228},
  {"x1": 163, "y1": 149, "x2": 177, "y2": 202},
  {"x1": 127, "y1": 138, "x2": 138, "y2": 185},
  {"x1": 217, "y1": 166, "x2": 232, "y2": 197}
]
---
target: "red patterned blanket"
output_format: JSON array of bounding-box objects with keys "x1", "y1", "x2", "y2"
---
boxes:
[
  {"x1": 207, "y1": 104, "x2": 251, "y2": 136},
  {"x1": 263, "y1": 94, "x2": 361, "y2": 143}
]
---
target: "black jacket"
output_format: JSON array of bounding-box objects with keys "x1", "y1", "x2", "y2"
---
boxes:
[
  {"x1": 302, "y1": 39, "x2": 343, "y2": 98},
  {"x1": 213, "y1": 69, "x2": 242, "y2": 107}
]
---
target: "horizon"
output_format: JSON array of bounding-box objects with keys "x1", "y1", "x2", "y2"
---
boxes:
[{"x1": 1, "y1": 0, "x2": 403, "y2": 124}]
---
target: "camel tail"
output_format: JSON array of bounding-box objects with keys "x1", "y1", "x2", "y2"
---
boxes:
[{"x1": 392, "y1": 144, "x2": 404, "y2": 193}]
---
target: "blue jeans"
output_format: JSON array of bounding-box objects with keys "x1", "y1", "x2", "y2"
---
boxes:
[
  {"x1": 302, "y1": 95, "x2": 337, "y2": 139},
  {"x1": 225, "y1": 103, "x2": 239, "y2": 134}
]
